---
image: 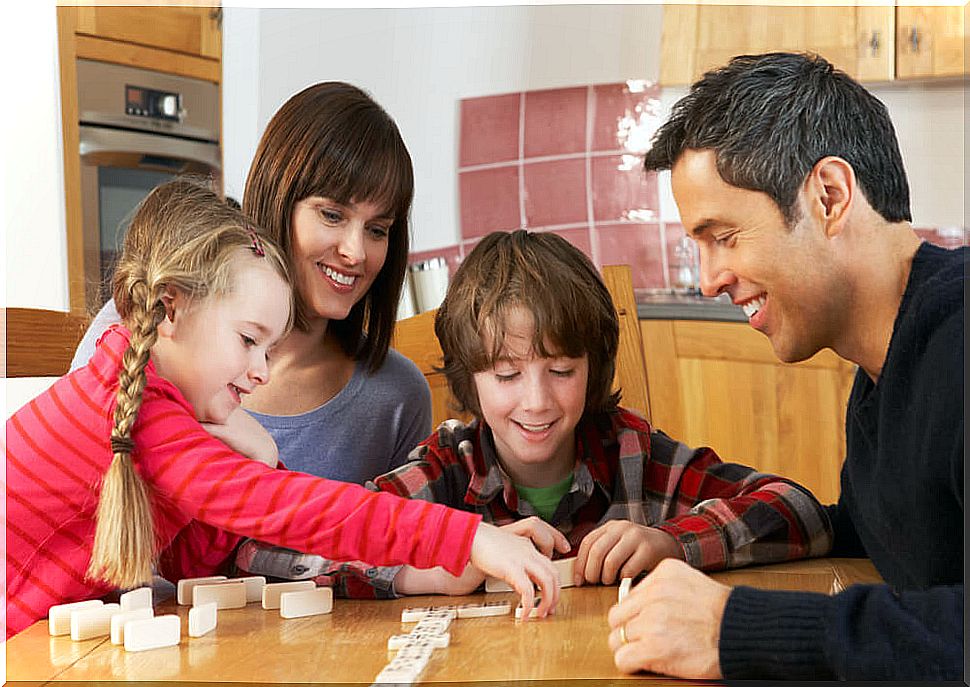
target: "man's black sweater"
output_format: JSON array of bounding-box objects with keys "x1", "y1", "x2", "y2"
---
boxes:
[{"x1": 718, "y1": 242, "x2": 966, "y2": 680}]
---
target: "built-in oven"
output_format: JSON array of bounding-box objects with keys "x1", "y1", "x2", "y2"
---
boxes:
[{"x1": 77, "y1": 59, "x2": 221, "y2": 309}]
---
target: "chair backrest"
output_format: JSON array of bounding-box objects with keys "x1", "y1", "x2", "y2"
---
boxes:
[
  {"x1": 3, "y1": 308, "x2": 89, "y2": 378},
  {"x1": 390, "y1": 264, "x2": 651, "y2": 427}
]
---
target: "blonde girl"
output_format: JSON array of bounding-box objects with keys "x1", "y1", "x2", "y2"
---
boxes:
[
  {"x1": 6, "y1": 179, "x2": 558, "y2": 638},
  {"x1": 73, "y1": 82, "x2": 434, "y2": 485}
]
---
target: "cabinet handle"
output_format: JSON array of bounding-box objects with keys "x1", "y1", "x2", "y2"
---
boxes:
[
  {"x1": 867, "y1": 29, "x2": 880, "y2": 56},
  {"x1": 908, "y1": 26, "x2": 921, "y2": 53}
]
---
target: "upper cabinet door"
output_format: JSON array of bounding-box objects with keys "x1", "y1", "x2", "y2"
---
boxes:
[
  {"x1": 896, "y1": 6, "x2": 967, "y2": 79},
  {"x1": 661, "y1": 4, "x2": 894, "y2": 86},
  {"x1": 75, "y1": 6, "x2": 222, "y2": 60}
]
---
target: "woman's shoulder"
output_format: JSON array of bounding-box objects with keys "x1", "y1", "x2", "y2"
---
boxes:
[{"x1": 361, "y1": 348, "x2": 430, "y2": 394}]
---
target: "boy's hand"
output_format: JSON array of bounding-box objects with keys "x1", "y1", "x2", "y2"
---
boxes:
[
  {"x1": 500, "y1": 517, "x2": 571, "y2": 558},
  {"x1": 469, "y1": 522, "x2": 559, "y2": 619},
  {"x1": 201, "y1": 408, "x2": 279, "y2": 468},
  {"x1": 393, "y1": 563, "x2": 486, "y2": 596},
  {"x1": 573, "y1": 521, "x2": 684, "y2": 585}
]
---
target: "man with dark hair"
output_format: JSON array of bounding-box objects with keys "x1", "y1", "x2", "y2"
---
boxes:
[{"x1": 607, "y1": 52, "x2": 964, "y2": 680}]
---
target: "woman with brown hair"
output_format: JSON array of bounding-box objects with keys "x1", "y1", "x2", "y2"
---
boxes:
[{"x1": 73, "y1": 82, "x2": 432, "y2": 485}]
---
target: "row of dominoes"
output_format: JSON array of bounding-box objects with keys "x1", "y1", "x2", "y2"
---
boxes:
[
  {"x1": 48, "y1": 588, "x2": 187, "y2": 652},
  {"x1": 176, "y1": 576, "x2": 332, "y2": 617},
  {"x1": 399, "y1": 600, "x2": 511, "y2": 623},
  {"x1": 374, "y1": 607, "x2": 455, "y2": 685},
  {"x1": 373, "y1": 601, "x2": 515, "y2": 685},
  {"x1": 48, "y1": 576, "x2": 334, "y2": 652}
]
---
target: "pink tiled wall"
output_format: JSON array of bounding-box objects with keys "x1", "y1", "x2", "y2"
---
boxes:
[
  {"x1": 410, "y1": 81, "x2": 968, "y2": 291},
  {"x1": 452, "y1": 80, "x2": 674, "y2": 290}
]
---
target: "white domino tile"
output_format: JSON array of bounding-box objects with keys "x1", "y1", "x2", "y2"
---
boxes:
[
  {"x1": 391, "y1": 644, "x2": 435, "y2": 665},
  {"x1": 261, "y1": 581, "x2": 316, "y2": 610},
  {"x1": 372, "y1": 641, "x2": 436, "y2": 684},
  {"x1": 412, "y1": 615, "x2": 453, "y2": 634},
  {"x1": 401, "y1": 606, "x2": 457, "y2": 623},
  {"x1": 486, "y1": 556, "x2": 576, "y2": 592},
  {"x1": 387, "y1": 632, "x2": 450, "y2": 650},
  {"x1": 48, "y1": 600, "x2": 104, "y2": 636},
  {"x1": 110, "y1": 607, "x2": 154, "y2": 645},
  {"x1": 514, "y1": 599, "x2": 541, "y2": 620},
  {"x1": 188, "y1": 601, "x2": 218, "y2": 637},
  {"x1": 400, "y1": 606, "x2": 433, "y2": 623},
  {"x1": 456, "y1": 601, "x2": 511, "y2": 618},
  {"x1": 193, "y1": 581, "x2": 247, "y2": 610},
  {"x1": 373, "y1": 666, "x2": 422, "y2": 685},
  {"x1": 618, "y1": 577, "x2": 633, "y2": 602},
  {"x1": 279, "y1": 587, "x2": 333, "y2": 619},
  {"x1": 234, "y1": 575, "x2": 266, "y2": 603},
  {"x1": 123, "y1": 614, "x2": 181, "y2": 652},
  {"x1": 177, "y1": 576, "x2": 227, "y2": 605},
  {"x1": 119, "y1": 587, "x2": 153, "y2": 612},
  {"x1": 70, "y1": 603, "x2": 121, "y2": 641}
]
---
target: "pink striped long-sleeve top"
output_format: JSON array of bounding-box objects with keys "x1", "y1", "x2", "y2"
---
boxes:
[{"x1": 6, "y1": 325, "x2": 480, "y2": 637}]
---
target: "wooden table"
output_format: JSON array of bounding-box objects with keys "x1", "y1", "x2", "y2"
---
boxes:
[{"x1": 6, "y1": 558, "x2": 882, "y2": 685}]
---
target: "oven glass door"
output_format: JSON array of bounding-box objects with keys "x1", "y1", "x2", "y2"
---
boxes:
[{"x1": 79, "y1": 125, "x2": 221, "y2": 310}]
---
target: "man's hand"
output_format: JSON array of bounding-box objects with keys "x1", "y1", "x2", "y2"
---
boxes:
[
  {"x1": 574, "y1": 520, "x2": 684, "y2": 585},
  {"x1": 201, "y1": 408, "x2": 279, "y2": 468},
  {"x1": 607, "y1": 558, "x2": 731, "y2": 679}
]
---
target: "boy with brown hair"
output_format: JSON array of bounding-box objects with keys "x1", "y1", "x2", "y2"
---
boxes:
[{"x1": 238, "y1": 229, "x2": 833, "y2": 597}]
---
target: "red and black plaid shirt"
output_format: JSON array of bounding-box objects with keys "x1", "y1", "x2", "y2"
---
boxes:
[{"x1": 236, "y1": 407, "x2": 832, "y2": 598}]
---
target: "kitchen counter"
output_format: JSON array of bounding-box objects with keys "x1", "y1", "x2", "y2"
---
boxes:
[{"x1": 636, "y1": 290, "x2": 746, "y2": 322}]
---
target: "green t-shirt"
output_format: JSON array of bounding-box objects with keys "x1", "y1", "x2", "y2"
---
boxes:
[{"x1": 514, "y1": 473, "x2": 574, "y2": 522}]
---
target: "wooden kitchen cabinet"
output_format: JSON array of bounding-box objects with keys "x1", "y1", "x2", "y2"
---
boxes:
[
  {"x1": 895, "y1": 5, "x2": 967, "y2": 79},
  {"x1": 61, "y1": 5, "x2": 222, "y2": 85},
  {"x1": 56, "y1": 4, "x2": 223, "y2": 313},
  {"x1": 661, "y1": 3, "x2": 894, "y2": 86},
  {"x1": 661, "y1": 3, "x2": 966, "y2": 86},
  {"x1": 640, "y1": 319, "x2": 856, "y2": 504},
  {"x1": 75, "y1": 6, "x2": 221, "y2": 61}
]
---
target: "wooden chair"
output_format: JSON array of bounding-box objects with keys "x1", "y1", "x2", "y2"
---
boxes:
[
  {"x1": 3, "y1": 308, "x2": 90, "y2": 378},
  {"x1": 390, "y1": 264, "x2": 651, "y2": 426}
]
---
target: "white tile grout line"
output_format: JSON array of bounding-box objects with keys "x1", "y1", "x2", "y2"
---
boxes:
[
  {"x1": 517, "y1": 91, "x2": 527, "y2": 230},
  {"x1": 526, "y1": 221, "x2": 592, "y2": 233},
  {"x1": 459, "y1": 149, "x2": 627, "y2": 174},
  {"x1": 585, "y1": 84, "x2": 599, "y2": 268},
  {"x1": 659, "y1": 220, "x2": 671, "y2": 290}
]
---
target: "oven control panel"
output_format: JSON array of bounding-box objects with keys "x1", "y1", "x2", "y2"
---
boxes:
[{"x1": 125, "y1": 85, "x2": 181, "y2": 122}]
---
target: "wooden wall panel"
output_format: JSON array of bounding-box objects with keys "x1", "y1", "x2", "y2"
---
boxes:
[{"x1": 641, "y1": 318, "x2": 855, "y2": 504}]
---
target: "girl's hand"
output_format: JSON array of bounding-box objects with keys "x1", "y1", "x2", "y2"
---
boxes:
[
  {"x1": 468, "y1": 522, "x2": 559, "y2": 619},
  {"x1": 500, "y1": 517, "x2": 571, "y2": 558},
  {"x1": 573, "y1": 520, "x2": 684, "y2": 585},
  {"x1": 201, "y1": 408, "x2": 279, "y2": 468},
  {"x1": 394, "y1": 519, "x2": 568, "y2": 597}
]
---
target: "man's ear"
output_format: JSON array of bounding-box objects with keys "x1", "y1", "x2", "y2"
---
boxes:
[{"x1": 806, "y1": 156, "x2": 855, "y2": 238}]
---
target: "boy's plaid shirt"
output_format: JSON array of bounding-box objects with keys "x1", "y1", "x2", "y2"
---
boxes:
[{"x1": 236, "y1": 407, "x2": 832, "y2": 598}]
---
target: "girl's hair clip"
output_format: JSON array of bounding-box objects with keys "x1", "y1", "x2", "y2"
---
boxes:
[{"x1": 248, "y1": 230, "x2": 265, "y2": 257}]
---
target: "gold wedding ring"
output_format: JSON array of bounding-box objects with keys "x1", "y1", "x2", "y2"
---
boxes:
[{"x1": 619, "y1": 624, "x2": 629, "y2": 645}]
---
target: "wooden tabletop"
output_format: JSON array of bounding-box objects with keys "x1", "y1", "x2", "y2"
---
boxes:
[{"x1": 6, "y1": 557, "x2": 882, "y2": 685}]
